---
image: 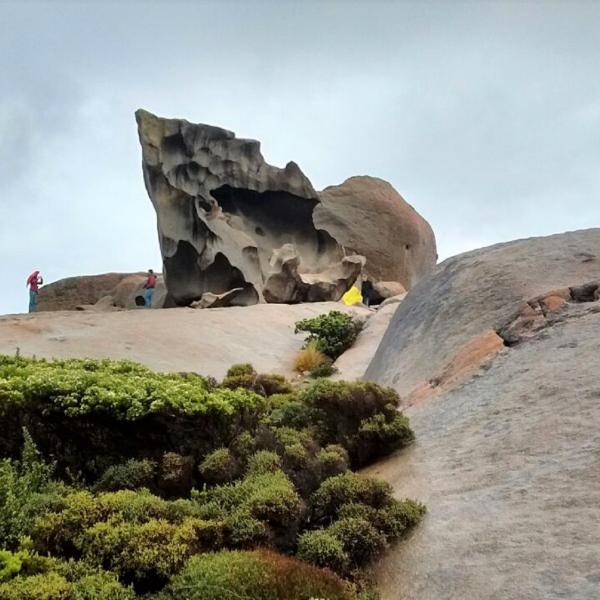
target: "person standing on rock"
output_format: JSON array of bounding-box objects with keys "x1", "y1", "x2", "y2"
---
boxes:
[
  {"x1": 361, "y1": 279, "x2": 374, "y2": 307},
  {"x1": 26, "y1": 270, "x2": 43, "y2": 312},
  {"x1": 143, "y1": 269, "x2": 157, "y2": 308}
]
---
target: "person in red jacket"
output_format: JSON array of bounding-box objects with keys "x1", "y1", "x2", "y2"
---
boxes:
[
  {"x1": 26, "y1": 271, "x2": 43, "y2": 312},
  {"x1": 144, "y1": 269, "x2": 157, "y2": 308}
]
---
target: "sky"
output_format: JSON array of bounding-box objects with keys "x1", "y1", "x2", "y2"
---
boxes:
[{"x1": 1, "y1": 0, "x2": 599, "y2": 315}]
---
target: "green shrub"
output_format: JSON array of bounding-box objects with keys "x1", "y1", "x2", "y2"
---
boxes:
[
  {"x1": 222, "y1": 373, "x2": 293, "y2": 397},
  {"x1": 160, "y1": 549, "x2": 354, "y2": 600},
  {"x1": 199, "y1": 448, "x2": 240, "y2": 485},
  {"x1": 93, "y1": 459, "x2": 156, "y2": 492},
  {"x1": 316, "y1": 445, "x2": 349, "y2": 480},
  {"x1": 246, "y1": 451, "x2": 282, "y2": 476},
  {"x1": 296, "y1": 529, "x2": 349, "y2": 572},
  {"x1": 80, "y1": 517, "x2": 211, "y2": 589},
  {"x1": 0, "y1": 431, "x2": 68, "y2": 550},
  {"x1": 226, "y1": 363, "x2": 256, "y2": 377},
  {"x1": 0, "y1": 554, "x2": 135, "y2": 599},
  {"x1": 0, "y1": 549, "x2": 25, "y2": 581},
  {"x1": 229, "y1": 431, "x2": 256, "y2": 460},
  {"x1": 300, "y1": 380, "x2": 412, "y2": 466},
  {"x1": 328, "y1": 518, "x2": 386, "y2": 567},
  {"x1": 198, "y1": 470, "x2": 303, "y2": 529},
  {"x1": 0, "y1": 356, "x2": 266, "y2": 480},
  {"x1": 0, "y1": 571, "x2": 71, "y2": 600},
  {"x1": 31, "y1": 489, "x2": 201, "y2": 558},
  {"x1": 266, "y1": 396, "x2": 312, "y2": 430},
  {"x1": 295, "y1": 311, "x2": 362, "y2": 359},
  {"x1": 374, "y1": 498, "x2": 426, "y2": 539},
  {"x1": 223, "y1": 510, "x2": 269, "y2": 548},
  {"x1": 356, "y1": 413, "x2": 414, "y2": 465},
  {"x1": 310, "y1": 473, "x2": 393, "y2": 524},
  {"x1": 309, "y1": 362, "x2": 337, "y2": 378}
]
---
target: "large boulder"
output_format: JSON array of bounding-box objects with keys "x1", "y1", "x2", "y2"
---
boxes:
[
  {"x1": 366, "y1": 228, "x2": 600, "y2": 402},
  {"x1": 315, "y1": 176, "x2": 437, "y2": 289},
  {"x1": 37, "y1": 273, "x2": 167, "y2": 311},
  {"x1": 136, "y1": 109, "x2": 363, "y2": 306},
  {"x1": 363, "y1": 228, "x2": 600, "y2": 599}
]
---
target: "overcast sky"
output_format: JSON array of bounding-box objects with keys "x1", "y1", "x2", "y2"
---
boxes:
[{"x1": 1, "y1": 0, "x2": 599, "y2": 315}]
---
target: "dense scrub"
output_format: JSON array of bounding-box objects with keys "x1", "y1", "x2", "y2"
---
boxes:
[
  {"x1": 0, "y1": 355, "x2": 423, "y2": 598},
  {"x1": 295, "y1": 310, "x2": 363, "y2": 360}
]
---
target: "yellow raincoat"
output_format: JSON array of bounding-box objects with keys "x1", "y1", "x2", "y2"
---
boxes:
[{"x1": 341, "y1": 286, "x2": 363, "y2": 306}]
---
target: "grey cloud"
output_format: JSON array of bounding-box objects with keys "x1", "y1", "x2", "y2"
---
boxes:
[{"x1": 0, "y1": 0, "x2": 599, "y2": 315}]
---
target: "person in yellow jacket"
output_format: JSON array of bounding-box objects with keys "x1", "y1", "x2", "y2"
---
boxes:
[{"x1": 342, "y1": 284, "x2": 362, "y2": 306}]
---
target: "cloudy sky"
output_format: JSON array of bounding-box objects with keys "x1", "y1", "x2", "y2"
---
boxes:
[{"x1": 1, "y1": 0, "x2": 599, "y2": 315}]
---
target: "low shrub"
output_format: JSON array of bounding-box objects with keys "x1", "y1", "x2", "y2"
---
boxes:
[
  {"x1": 294, "y1": 342, "x2": 330, "y2": 374},
  {"x1": 0, "y1": 356, "x2": 266, "y2": 479},
  {"x1": 266, "y1": 397, "x2": 313, "y2": 430},
  {"x1": 296, "y1": 529, "x2": 349, "y2": 573},
  {"x1": 328, "y1": 518, "x2": 387, "y2": 567},
  {"x1": 246, "y1": 451, "x2": 282, "y2": 476},
  {"x1": 0, "y1": 431, "x2": 68, "y2": 550},
  {"x1": 198, "y1": 470, "x2": 303, "y2": 529},
  {"x1": 223, "y1": 510, "x2": 269, "y2": 548},
  {"x1": 309, "y1": 362, "x2": 337, "y2": 378},
  {"x1": 226, "y1": 363, "x2": 256, "y2": 377},
  {"x1": 0, "y1": 568, "x2": 135, "y2": 600},
  {"x1": 93, "y1": 459, "x2": 156, "y2": 492},
  {"x1": 198, "y1": 448, "x2": 240, "y2": 485},
  {"x1": 310, "y1": 473, "x2": 393, "y2": 525},
  {"x1": 301, "y1": 380, "x2": 412, "y2": 466},
  {"x1": 295, "y1": 311, "x2": 362, "y2": 360},
  {"x1": 222, "y1": 373, "x2": 293, "y2": 397},
  {"x1": 316, "y1": 445, "x2": 349, "y2": 480},
  {"x1": 159, "y1": 549, "x2": 354, "y2": 600},
  {"x1": 0, "y1": 549, "x2": 25, "y2": 581},
  {"x1": 373, "y1": 498, "x2": 426, "y2": 539}
]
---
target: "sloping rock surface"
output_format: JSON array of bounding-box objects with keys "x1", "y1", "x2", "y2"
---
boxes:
[
  {"x1": 368, "y1": 301, "x2": 600, "y2": 600},
  {"x1": 362, "y1": 228, "x2": 600, "y2": 599},
  {"x1": 366, "y1": 228, "x2": 600, "y2": 401},
  {"x1": 315, "y1": 176, "x2": 437, "y2": 288},
  {"x1": 0, "y1": 303, "x2": 370, "y2": 380}
]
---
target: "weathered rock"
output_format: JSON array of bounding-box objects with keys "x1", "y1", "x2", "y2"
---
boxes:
[
  {"x1": 136, "y1": 109, "x2": 366, "y2": 306},
  {"x1": 315, "y1": 176, "x2": 437, "y2": 288},
  {"x1": 362, "y1": 228, "x2": 600, "y2": 599},
  {"x1": 37, "y1": 273, "x2": 167, "y2": 311},
  {"x1": 379, "y1": 293, "x2": 407, "y2": 308},
  {"x1": 371, "y1": 280, "x2": 406, "y2": 304},
  {"x1": 366, "y1": 228, "x2": 600, "y2": 402}
]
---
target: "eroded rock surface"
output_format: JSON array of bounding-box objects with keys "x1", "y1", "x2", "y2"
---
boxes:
[
  {"x1": 136, "y1": 111, "x2": 436, "y2": 306},
  {"x1": 315, "y1": 176, "x2": 437, "y2": 288},
  {"x1": 136, "y1": 109, "x2": 364, "y2": 306}
]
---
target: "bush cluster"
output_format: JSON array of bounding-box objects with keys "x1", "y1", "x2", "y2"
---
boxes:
[
  {"x1": 159, "y1": 549, "x2": 353, "y2": 600},
  {"x1": 295, "y1": 311, "x2": 362, "y2": 360},
  {"x1": 0, "y1": 355, "x2": 423, "y2": 598}
]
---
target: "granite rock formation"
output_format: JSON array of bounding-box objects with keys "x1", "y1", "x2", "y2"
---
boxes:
[
  {"x1": 316, "y1": 176, "x2": 437, "y2": 289},
  {"x1": 363, "y1": 228, "x2": 600, "y2": 599},
  {"x1": 136, "y1": 109, "x2": 362, "y2": 306},
  {"x1": 136, "y1": 110, "x2": 435, "y2": 307},
  {"x1": 37, "y1": 273, "x2": 167, "y2": 311}
]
